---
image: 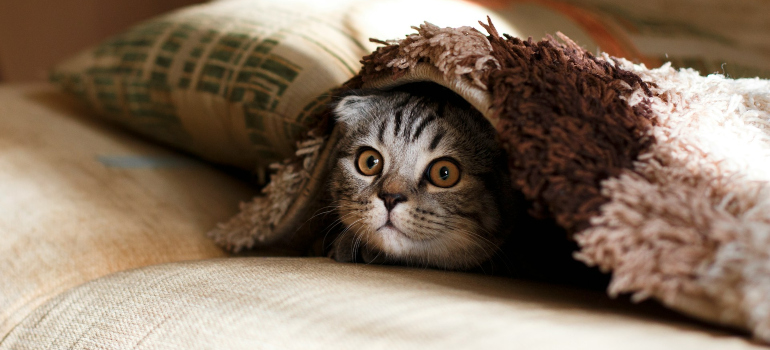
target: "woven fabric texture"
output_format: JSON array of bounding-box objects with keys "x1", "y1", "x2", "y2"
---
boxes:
[
  {"x1": 0, "y1": 84, "x2": 254, "y2": 338},
  {"x1": 1, "y1": 258, "x2": 763, "y2": 350}
]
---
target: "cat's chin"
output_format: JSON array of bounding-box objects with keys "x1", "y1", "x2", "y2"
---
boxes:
[
  {"x1": 368, "y1": 228, "x2": 488, "y2": 270},
  {"x1": 371, "y1": 224, "x2": 420, "y2": 255},
  {"x1": 331, "y1": 215, "x2": 495, "y2": 271},
  {"x1": 331, "y1": 229, "x2": 491, "y2": 271}
]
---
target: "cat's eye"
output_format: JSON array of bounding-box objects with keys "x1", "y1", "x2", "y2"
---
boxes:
[
  {"x1": 427, "y1": 159, "x2": 461, "y2": 188},
  {"x1": 356, "y1": 148, "x2": 384, "y2": 176}
]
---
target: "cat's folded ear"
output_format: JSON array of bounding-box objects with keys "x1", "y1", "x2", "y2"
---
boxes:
[{"x1": 333, "y1": 95, "x2": 374, "y2": 127}]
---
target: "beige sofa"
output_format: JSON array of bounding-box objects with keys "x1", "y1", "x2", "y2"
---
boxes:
[
  {"x1": 4, "y1": 0, "x2": 770, "y2": 347},
  {"x1": 0, "y1": 83, "x2": 764, "y2": 349}
]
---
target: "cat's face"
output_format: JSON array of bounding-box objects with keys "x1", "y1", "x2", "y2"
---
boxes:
[{"x1": 328, "y1": 88, "x2": 512, "y2": 270}]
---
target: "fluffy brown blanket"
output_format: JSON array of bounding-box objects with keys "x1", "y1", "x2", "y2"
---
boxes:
[{"x1": 210, "y1": 19, "x2": 770, "y2": 342}]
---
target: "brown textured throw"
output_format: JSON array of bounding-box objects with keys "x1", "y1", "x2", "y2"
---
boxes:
[
  {"x1": 484, "y1": 25, "x2": 655, "y2": 233},
  {"x1": 211, "y1": 18, "x2": 770, "y2": 343}
]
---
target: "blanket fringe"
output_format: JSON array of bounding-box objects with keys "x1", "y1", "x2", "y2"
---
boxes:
[{"x1": 207, "y1": 131, "x2": 326, "y2": 252}]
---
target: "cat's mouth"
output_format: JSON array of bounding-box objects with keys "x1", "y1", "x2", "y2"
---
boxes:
[
  {"x1": 376, "y1": 221, "x2": 437, "y2": 243},
  {"x1": 377, "y1": 221, "x2": 413, "y2": 239}
]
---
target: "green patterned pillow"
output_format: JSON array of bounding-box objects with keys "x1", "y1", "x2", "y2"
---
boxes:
[
  {"x1": 51, "y1": 0, "x2": 367, "y2": 171},
  {"x1": 50, "y1": 0, "x2": 514, "y2": 172}
]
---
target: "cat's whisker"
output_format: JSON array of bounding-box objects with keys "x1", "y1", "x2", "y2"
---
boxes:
[
  {"x1": 305, "y1": 205, "x2": 341, "y2": 223},
  {"x1": 325, "y1": 211, "x2": 361, "y2": 241},
  {"x1": 332, "y1": 217, "x2": 365, "y2": 262},
  {"x1": 447, "y1": 225, "x2": 498, "y2": 254},
  {"x1": 323, "y1": 210, "x2": 364, "y2": 247},
  {"x1": 446, "y1": 216, "x2": 499, "y2": 245},
  {"x1": 439, "y1": 223, "x2": 498, "y2": 257},
  {"x1": 298, "y1": 197, "x2": 367, "y2": 235},
  {"x1": 349, "y1": 220, "x2": 368, "y2": 263},
  {"x1": 316, "y1": 206, "x2": 356, "y2": 230},
  {"x1": 457, "y1": 216, "x2": 496, "y2": 238}
]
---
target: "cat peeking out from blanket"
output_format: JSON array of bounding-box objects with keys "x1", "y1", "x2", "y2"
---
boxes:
[
  {"x1": 326, "y1": 83, "x2": 517, "y2": 270},
  {"x1": 323, "y1": 83, "x2": 602, "y2": 286}
]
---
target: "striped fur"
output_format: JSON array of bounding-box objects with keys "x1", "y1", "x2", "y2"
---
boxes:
[{"x1": 328, "y1": 84, "x2": 513, "y2": 270}]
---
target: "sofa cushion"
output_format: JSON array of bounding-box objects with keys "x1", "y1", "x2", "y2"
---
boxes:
[
  {"x1": 49, "y1": 0, "x2": 520, "y2": 172},
  {"x1": 0, "y1": 257, "x2": 761, "y2": 350},
  {"x1": 0, "y1": 84, "x2": 255, "y2": 337}
]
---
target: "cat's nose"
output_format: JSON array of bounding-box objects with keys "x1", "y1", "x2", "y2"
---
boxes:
[{"x1": 378, "y1": 192, "x2": 407, "y2": 211}]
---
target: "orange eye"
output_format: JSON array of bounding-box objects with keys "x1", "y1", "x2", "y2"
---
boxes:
[
  {"x1": 428, "y1": 159, "x2": 461, "y2": 188},
  {"x1": 356, "y1": 148, "x2": 384, "y2": 176}
]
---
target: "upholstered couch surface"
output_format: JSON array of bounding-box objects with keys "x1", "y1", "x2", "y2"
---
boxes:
[
  {"x1": 0, "y1": 84, "x2": 247, "y2": 337},
  {"x1": 1, "y1": 83, "x2": 764, "y2": 349}
]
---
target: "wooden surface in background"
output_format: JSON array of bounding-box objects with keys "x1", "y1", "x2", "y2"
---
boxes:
[{"x1": 0, "y1": 0, "x2": 204, "y2": 82}]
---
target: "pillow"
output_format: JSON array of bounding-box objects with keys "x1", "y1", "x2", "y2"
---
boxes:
[
  {"x1": 49, "y1": 0, "x2": 523, "y2": 173},
  {"x1": 50, "y1": 0, "x2": 357, "y2": 172}
]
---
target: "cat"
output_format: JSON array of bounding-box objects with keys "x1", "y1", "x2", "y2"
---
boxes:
[
  {"x1": 318, "y1": 83, "x2": 610, "y2": 287},
  {"x1": 325, "y1": 83, "x2": 517, "y2": 270}
]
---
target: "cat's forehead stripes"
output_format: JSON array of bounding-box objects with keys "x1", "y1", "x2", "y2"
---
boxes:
[
  {"x1": 367, "y1": 95, "x2": 447, "y2": 150},
  {"x1": 429, "y1": 130, "x2": 445, "y2": 151},
  {"x1": 400, "y1": 97, "x2": 425, "y2": 140},
  {"x1": 393, "y1": 109, "x2": 403, "y2": 137},
  {"x1": 411, "y1": 113, "x2": 437, "y2": 143},
  {"x1": 377, "y1": 117, "x2": 388, "y2": 143}
]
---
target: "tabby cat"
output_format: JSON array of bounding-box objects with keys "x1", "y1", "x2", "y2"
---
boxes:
[{"x1": 326, "y1": 84, "x2": 516, "y2": 270}]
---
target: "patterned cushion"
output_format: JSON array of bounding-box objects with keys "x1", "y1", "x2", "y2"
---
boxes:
[
  {"x1": 49, "y1": 0, "x2": 517, "y2": 172},
  {"x1": 50, "y1": 0, "x2": 356, "y2": 171}
]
